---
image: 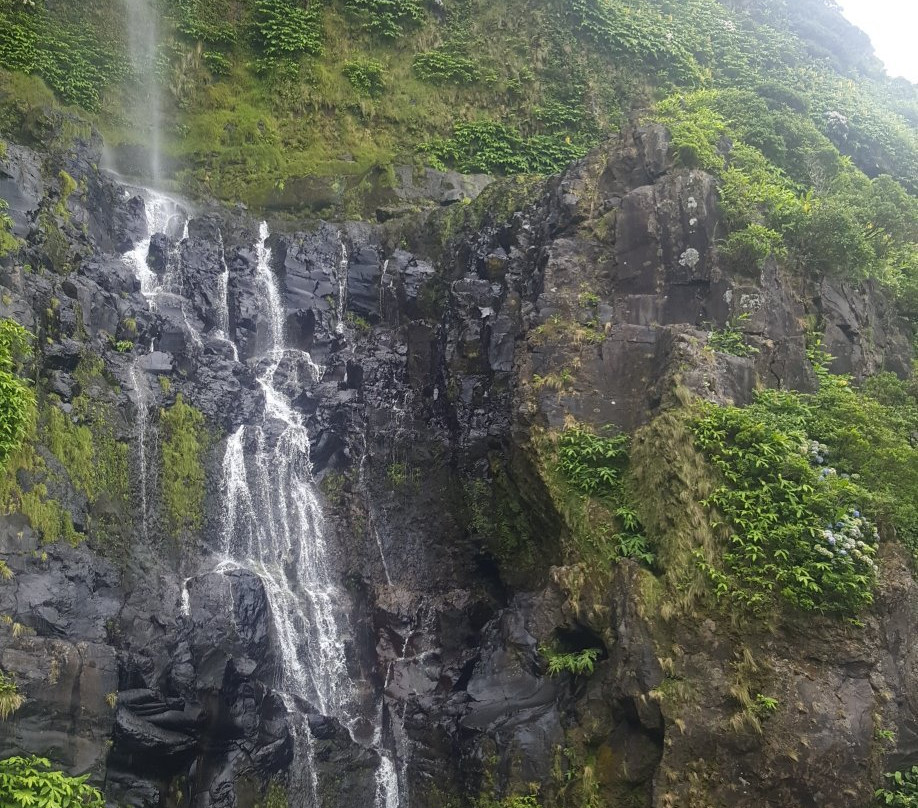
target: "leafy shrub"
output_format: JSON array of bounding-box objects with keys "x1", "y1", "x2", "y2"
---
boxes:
[
  {"x1": 540, "y1": 646, "x2": 601, "y2": 677},
  {"x1": 691, "y1": 399, "x2": 879, "y2": 615},
  {"x1": 424, "y1": 120, "x2": 588, "y2": 176},
  {"x1": 0, "y1": 199, "x2": 19, "y2": 257},
  {"x1": 160, "y1": 395, "x2": 210, "y2": 539},
  {"x1": 202, "y1": 51, "x2": 231, "y2": 75},
  {"x1": 877, "y1": 767, "x2": 918, "y2": 806},
  {"x1": 557, "y1": 428, "x2": 629, "y2": 497},
  {"x1": 568, "y1": 0, "x2": 702, "y2": 87},
  {"x1": 718, "y1": 224, "x2": 786, "y2": 269},
  {"x1": 706, "y1": 315, "x2": 759, "y2": 357},
  {"x1": 413, "y1": 49, "x2": 480, "y2": 84},
  {"x1": 170, "y1": 0, "x2": 238, "y2": 45},
  {"x1": 342, "y1": 59, "x2": 385, "y2": 98},
  {"x1": 45, "y1": 355, "x2": 131, "y2": 527},
  {"x1": 0, "y1": 3, "x2": 125, "y2": 111},
  {"x1": 0, "y1": 756, "x2": 103, "y2": 808},
  {"x1": 252, "y1": 0, "x2": 323, "y2": 58},
  {"x1": 344, "y1": 0, "x2": 424, "y2": 39},
  {"x1": 554, "y1": 427, "x2": 654, "y2": 568}
]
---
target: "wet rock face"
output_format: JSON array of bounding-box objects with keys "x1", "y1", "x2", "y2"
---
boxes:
[{"x1": 0, "y1": 126, "x2": 913, "y2": 808}]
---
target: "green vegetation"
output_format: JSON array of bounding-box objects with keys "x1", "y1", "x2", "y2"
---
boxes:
[
  {"x1": 0, "y1": 0, "x2": 125, "y2": 111},
  {"x1": 0, "y1": 198, "x2": 19, "y2": 257},
  {"x1": 160, "y1": 394, "x2": 210, "y2": 539},
  {"x1": 877, "y1": 767, "x2": 918, "y2": 806},
  {"x1": 476, "y1": 795, "x2": 540, "y2": 808},
  {"x1": 413, "y1": 49, "x2": 480, "y2": 85},
  {"x1": 344, "y1": 0, "x2": 424, "y2": 39},
  {"x1": 706, "y1": 316, "x2": 759, "y2": 358},
  {"x1": 685, "y1": 359, "x2": 917, "y2": 616},
  {"x1": 548, "y1": 427, "x2": 654, "y2": 569},
  {"x1": 0, "y1": 671, "x2": 23, "y2": 720},
  {"x1": 252, "y1": 0, "x2": 322, "y2": 61},
  {"x1": 539, "y1": 646, "x2": 601, "y2": 677},
  {"x1": 255, "y1": 782, "x2": 289, "y2": 808},
  {"x1": 465, "y1": 471, "x2": 538, "y2": 576},
  {"x1": 691, "y1": 398, "x2": 879, "y2": 615},
  {"x1": 0, "y1": 0, "x2": 912, "y2": 219},
  {"x1": 0, "y1": 756, "x2": 104, "y2": 808},
  {"x1": 0, "y1": 320, "x2": 34, "y2": 468},
  {"x1": 342, "y1": 59, "x2": 385, "y2": 98},
  {"x1": 651, "y1": 89, "x2": 917, "y2": 316},
  {"x1": 423, "y1": 120, "x2": 588, "y2": 175},
  {"x1": 43, "y1": 355, "x2": 131, "y2": 546}
]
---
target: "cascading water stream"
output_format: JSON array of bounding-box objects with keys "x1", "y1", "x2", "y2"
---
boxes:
[
  {"x1": 219, "y1": 222, "x2": 403, "y2": 808},
  {"x1": 123, "y1": 189, "x2": 188, "y2": 545}
]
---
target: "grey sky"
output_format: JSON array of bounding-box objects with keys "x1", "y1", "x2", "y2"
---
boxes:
[{"x1": 837, "y1": 0, "x2": 918, "y2": 82}]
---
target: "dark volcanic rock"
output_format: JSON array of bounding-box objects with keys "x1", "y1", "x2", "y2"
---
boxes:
[{"x1": 0, "y1": 122, "x2": 913, "y2": 808}]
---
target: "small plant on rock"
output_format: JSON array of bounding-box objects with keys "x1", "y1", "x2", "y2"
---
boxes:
[
  {"x1": 0, "y1": 672, "x2": 23, "y2": 720},
  {"x1": 540, "y1": 646, "x2": 601, "y2": 677},
  {"x1": 876, "y1": 767, "x2": 918, "y2": 806}
]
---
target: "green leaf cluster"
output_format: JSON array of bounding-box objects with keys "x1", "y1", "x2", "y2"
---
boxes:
[
  {"x1": 706, "y1": 316, "x2": 759, "y2": 358},
  {"x1": 160, "y1": 394, "x2": 210, "y2": 539},
  {"x1": 424, "y1": 120, "x2": 588, "y2": 176},
  {"x1": 413, "y1": 49, "x2": 480, "y2": 85},
  {"x1": 0, "y1": 1, "x2": 125, "y2": 111},
  {"x1": 539, "y1": 645, "x2": 601, "y2": 677},
  {"x1": 877, "y1": 767, "x2": 918, "y2": 807},
  {"x1": 686, "y1": 369, "x2": 918, "y2": 616},
  {"x1": 342, "y1": 59, "x2": 386, "y2": 98},
  {"x1": 0, "y1": 671, "x2": 24, "y2": 721},
  {"x1": 0, "y1": 756, "x2": 103, "y2": 808},
  {"x1": 554, "y1": 427, "x2": 654, "y2": 568},
  {"x1": 170, "y1": 0, "x2": 238, "y2": 46},
  {"x1": 558, "y1": 428, "x2": 629, "y2": 497},
  {"x1": 0, "y1": 198, "x2": 19, "y2": 258},
  {"x1": 252, "y1": 0, "x2": 323, "y2": 59},
  {"x1": 44, "y1": 356, "x2": 131, "y2": 542},
  {"x1": 344, "y1": 0, "x2": 424, "y2": 39}
]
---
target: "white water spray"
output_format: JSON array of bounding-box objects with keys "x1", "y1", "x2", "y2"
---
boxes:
[
  {"x1": 218, "y1": 222, "x2": 402, "y2": 808},
  {"x1": 121, "y1": 0, "x2": 162, "y2": 183}
]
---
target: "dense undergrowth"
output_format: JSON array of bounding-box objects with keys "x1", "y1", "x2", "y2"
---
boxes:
[
  {"x1": 0, "y1": 0, "x2": 914, "y2": 219},
  {"x1": 546, "y1": 357, "x2": 917, "y2": 621}
]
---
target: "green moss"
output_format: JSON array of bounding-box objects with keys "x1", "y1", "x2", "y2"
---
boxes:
[
  {"x1": 40, "y1": 355, "x2": 131, "y2": 548},
  {"x1": 55, "y1": 171, "x2": 76, "y2": 219},
  {"x1": 255, "y1": 782, "x2": 289, "y2": 808},
  {"x1": 0, "y1": 438, "x2": 80, "y2": 547},
  {"x1": 160, "y1": 394, "x2": 211, "y2": 540}
]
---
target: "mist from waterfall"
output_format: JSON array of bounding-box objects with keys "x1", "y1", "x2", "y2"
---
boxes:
[{"x1": 121, "y1": 0, "x2": 162, "y2": 183}]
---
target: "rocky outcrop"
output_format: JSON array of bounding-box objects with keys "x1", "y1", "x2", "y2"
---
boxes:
[{"x1": 0, "y1": 124, "x2": 913, "y2": 808}]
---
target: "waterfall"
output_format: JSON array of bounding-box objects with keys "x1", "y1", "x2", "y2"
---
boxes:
[
  {"x1": 220, "y1": 223, "x2": 350, "y2": 716},
  {"x1": 121, "y1": 0, "x2": 162, "y2": 182},
  {"x1": 128, "y1": 361, "x2": 151, "y2": 542},
  {"x1": 121, "y1": 205, "x2": 402, "y2": 806},
  {"x1": 335, "y1": 233, "x2": 349, "y2": 334},
  {"x1": 122, "y1": 188, "x2": 188, "y2": 547},
  {"x1": 214, "y1": 231, "x2": 239, "y2": 361}
]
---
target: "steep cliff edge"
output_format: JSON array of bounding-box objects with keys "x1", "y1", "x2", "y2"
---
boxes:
[{"x1": 0, "y1": 119, "x2": 915, "y2": 808}]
